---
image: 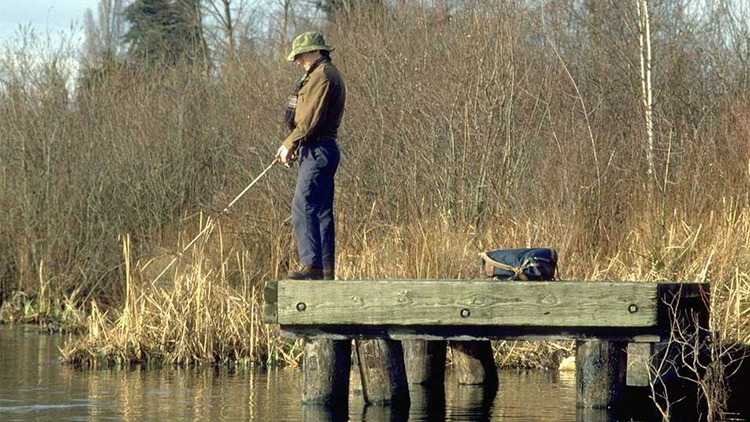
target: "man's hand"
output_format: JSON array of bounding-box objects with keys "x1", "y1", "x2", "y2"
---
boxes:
[{"x1": 275, "y1": 145, "x2": 296, "y2": 165}]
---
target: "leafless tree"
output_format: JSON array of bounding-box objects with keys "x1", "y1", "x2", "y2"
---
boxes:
[
  {"x1": 83, "y1": 0, "x2": 126, "y2": 62},
  {"x1": 203, "y1": 0, "x2": 245, "y2": 58},
  {"x1": 203, "y1": 0, "x2": 280, "y2": 61},
  {"x1": 278, "y1": 0, "x2": 293, "y2": 52},
  {"x1": 648, "y1": 289, "x2": 746, "y2": 422},
  {"x1": 636, "y1": 0, "x2": 655, "y2": 183}
]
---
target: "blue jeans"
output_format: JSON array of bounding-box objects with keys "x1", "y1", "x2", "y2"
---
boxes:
[{"x1": 292, "y1": 140, "x2": 340, "y2": 269}]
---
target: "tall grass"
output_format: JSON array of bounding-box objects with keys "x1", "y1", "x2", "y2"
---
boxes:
[
  {"x1": 1, "y1": 1, "x2": 750, "y2": 367},
  {"x1": 60, "y1": 232, "x2": 301, "y2": 366}
]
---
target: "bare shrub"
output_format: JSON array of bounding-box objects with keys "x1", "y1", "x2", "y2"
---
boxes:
[{"x1": 1, "y1": 2, "x2": 749, "y2": 373}]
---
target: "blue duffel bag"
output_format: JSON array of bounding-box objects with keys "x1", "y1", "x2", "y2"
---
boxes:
[{"x1": 480, "y1": 248, "x2": 558, "y2": 281}]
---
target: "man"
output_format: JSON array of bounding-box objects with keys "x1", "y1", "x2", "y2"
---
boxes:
[{"x1": 276, "y1": 32, "x2": 346, "y2": 280}]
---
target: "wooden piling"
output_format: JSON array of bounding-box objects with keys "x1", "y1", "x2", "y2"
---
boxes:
[
  {"x1": 356, "y1": 339, "x2": 410, "y2": 407},
  {"x1": 402, "y1": 340, "x2": 447, "y2": 385},
  {"x1": 626, "y1": 342, "x2": 652, "y2": 387},
  {"x1": 350, "y1": 345, "x2": 362, "y2": 395},
  {"x1": 264, "y1": 279, "x2": 711, "y2": 411},
  {"x1": 302, "y1": 339, "x2": 352, "y2": 404},
  {"x1": 575, "y1": 340, "x2": 627, "y2": 408},
  {"x1": 450, "y1": 341, "x2": 499, "y2": 387}
]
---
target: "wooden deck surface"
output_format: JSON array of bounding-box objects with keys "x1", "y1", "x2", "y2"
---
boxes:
[{"x1": 264, "y1": 279, "x2": 708, "y2": 342}]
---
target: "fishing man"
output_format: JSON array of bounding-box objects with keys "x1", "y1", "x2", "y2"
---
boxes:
[{"x1": 276, "y1": 32, "x2": 346, "y2": 280}]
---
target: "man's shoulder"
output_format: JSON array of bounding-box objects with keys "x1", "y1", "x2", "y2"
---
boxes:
[{"x1": 318, "y1": 62, "x2": 343, "y2": 83}]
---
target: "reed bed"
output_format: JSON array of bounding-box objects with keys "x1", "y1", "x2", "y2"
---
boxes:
[
  {"x1": 59, "y1": 200, "x2": 750, "y2": 367},
  {"x1": 1, "y1": 1, "x2": 750, "y2": 370},
  {"x1": 60, "y1": 231, "x2": 304, "y2": 366}
]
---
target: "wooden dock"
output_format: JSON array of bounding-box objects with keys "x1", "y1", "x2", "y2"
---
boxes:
[{"x1": 264, "y1": 279, "x2": 709, "y2": 408}]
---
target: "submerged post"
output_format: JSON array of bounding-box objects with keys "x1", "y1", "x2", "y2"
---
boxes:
[
  {"x1": 265, "y1": 282, "x2": 352, "y2": 404},
  {"x1": 356, "y1": 339, "x2": 410, "y2": 407},
  {"x1": 575, "y1": 340, "x2": 627, "y2": 408},
  {"x1": 450, "y1": 341, "x2": 499, "y2": 387},
  {"x1": 302, "y1": 339, "x2": 352, "y2": 404},
  {"x1": 402, "y1": 340, "x2": 447, "y2": 385},
  {"x1": 265, "y1": 279, "x2": 710, "y2": 410}
]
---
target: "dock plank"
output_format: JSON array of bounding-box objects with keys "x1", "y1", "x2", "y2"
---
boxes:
[{"x1": 276, "y1": 280, "x2": 659, "y2": 328}]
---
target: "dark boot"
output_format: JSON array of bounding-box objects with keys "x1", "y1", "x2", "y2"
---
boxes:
[
  {"x1": 323, "y1": 268, "x2": 335, "y2": 280},
  {"x1": 288, "y1": 265, "x2": 324, "y2": 280}
]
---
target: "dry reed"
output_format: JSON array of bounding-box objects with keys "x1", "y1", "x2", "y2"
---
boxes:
[{"x1": 1, "y1": 2, "x2": 749, "y2": 371}]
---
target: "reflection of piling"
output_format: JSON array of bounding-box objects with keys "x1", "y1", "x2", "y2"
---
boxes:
[
  {"x1": 359, "y1": 402, "x2": 410, "y2": 422},
  {"x1": 448, "y1": 383, "x2": 498, "y2": 421},
  {"x1": 409, "y1": 383, "x2": 446, "y2": 420},
  {"x1": 302, "y1": 403, "x2": 349, "y2": 422},
  {"x1": 575, "y1": 405, "x2": 614, "y2": 422}
]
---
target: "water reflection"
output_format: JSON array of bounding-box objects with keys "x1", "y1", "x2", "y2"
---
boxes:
[
  {"x1": 447, "y1": 383, "x2": 496, "y2": 422},
  {"x1": 576, "y1": 399, "x2": 661, "y2": 422},
  {"x1": 4, "y1": 325, "x2": 736, "y2": 421},
  {"x1": 302, "y1": 403, "x2": 349, "y2": 422},
  {"x1": 576, "y1": 406, "x2": 614, "y2": 422},
  {"x1": 409, "y1": 383, "x2": 446, "y2": 421},
  {"x1": 358, "y1": 403, "x2": 410, "y2": 422}
]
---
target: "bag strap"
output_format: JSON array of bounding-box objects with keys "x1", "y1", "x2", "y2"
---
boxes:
[{"x1": 480, "y1": 252, "x2": 540, "y2": 281}]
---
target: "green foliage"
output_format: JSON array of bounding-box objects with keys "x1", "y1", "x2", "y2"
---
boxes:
[{"x1": 123, "y1": 0, "x2": 207, "y2": 65}]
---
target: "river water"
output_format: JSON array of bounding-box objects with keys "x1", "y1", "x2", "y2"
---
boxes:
[{"x1": 0, "y1": 324, "x2": 730, "y2": 422}]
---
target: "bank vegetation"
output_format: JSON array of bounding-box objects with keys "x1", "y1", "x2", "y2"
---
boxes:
[{"x1": 1, "y1": 1, "x2": 749, "y2": 377}]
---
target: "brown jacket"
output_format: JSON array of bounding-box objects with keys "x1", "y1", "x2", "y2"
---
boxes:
[{"x1": 283, "y1": 62, "x2": 346, "y2": 150}]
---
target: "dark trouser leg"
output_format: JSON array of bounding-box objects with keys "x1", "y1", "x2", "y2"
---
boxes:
[
  {"x1": 319, "y1": 189, "x2": 336, "y2": 270},
  {"x1": 292, "y1": 161, "x2": 320, "y2": 267},
  {"x1": 292, "y1": 142, "x2": 340, "y2": 268}
]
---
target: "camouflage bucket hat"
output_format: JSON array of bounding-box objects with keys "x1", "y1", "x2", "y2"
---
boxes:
[{"x1": 287, "y1": 32, "x2": 334, "y2": 62}]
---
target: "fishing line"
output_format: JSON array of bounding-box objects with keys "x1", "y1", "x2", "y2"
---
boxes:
[{"x1": 150, "y1": 159, "x2": 279, "y2": 285}]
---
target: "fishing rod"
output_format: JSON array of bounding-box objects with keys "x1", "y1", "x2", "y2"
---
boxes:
[
  {"x1": 151, "y1": 158, "x2": 280, "y2": 284},
  {"x1": 222, "y1": 158, "x2": 280, "y2": 214}
]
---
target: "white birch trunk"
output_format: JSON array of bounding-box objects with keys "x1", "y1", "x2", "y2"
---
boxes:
[{"x1": 637, "y1": 0, "x2": 655, "y2": 181}]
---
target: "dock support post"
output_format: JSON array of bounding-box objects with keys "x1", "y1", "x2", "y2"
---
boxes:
[
  {"x1": 402, "y1": 340, "x2": 447, "y2": 385},
  {"x1": 350, "y1": 345, "x2": 362, "y2": 395},
  {"x1": 302, "y1": 339, "x2": 352, "y2": 404},
  {"x1": 450, "y1": 341, "x2": 499, "y2": 387},
  {"x1": 576, "y1": 340, "x2": 627, "y2": 408},
  {"x1": 356, "y1": 339, "x2": 410, "y2": 407}
]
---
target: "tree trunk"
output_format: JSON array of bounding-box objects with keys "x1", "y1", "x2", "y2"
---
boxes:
[
  {"x1": 637, "y1": 0, "x2": 655, "y2": 182},
  {"x1": 222, "y1": 0, "x2": 235, "y2": 56}
]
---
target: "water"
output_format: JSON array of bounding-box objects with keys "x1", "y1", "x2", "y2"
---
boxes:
[{"x1": 0, "y1": 324, "x2": 713, "y2": 421}]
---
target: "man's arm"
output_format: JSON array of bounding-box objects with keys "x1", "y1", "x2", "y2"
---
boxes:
[{"x1": 282, "y1": 72, "x2": 332, "y2": 151}]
